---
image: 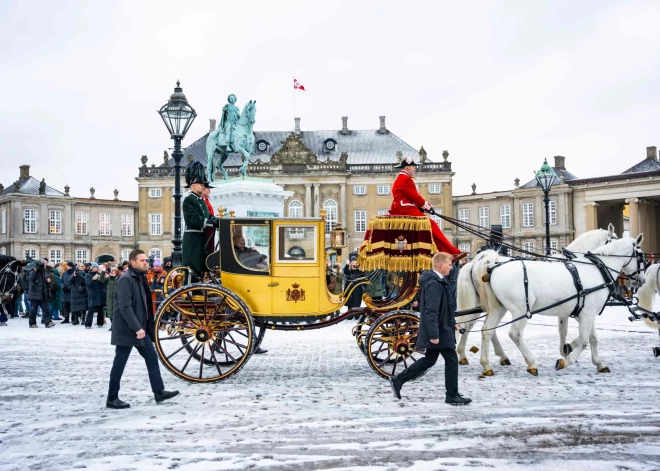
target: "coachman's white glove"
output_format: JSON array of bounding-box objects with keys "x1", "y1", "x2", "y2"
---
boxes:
[{"x1": 422, "y1": 202, "x2": 432, "y2": 211}]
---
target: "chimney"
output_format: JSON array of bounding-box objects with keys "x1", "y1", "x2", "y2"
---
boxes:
[
  {"x1": 378, "y1": 116, "x2": 387, "y2": 134},
  {"x1": 553, "y1": 155, "x2": 566, "y2": 170},
  {"x1": 210, "y1": 119, "x2": 217, "y2": 132},
  {"x1": 294, "y1": 117, "x2": 301, "y2": 135},
  {"x1": 647, "y1": 146, "x2": 657, "y2": 160},
  {"x1": 341, "y1": 116, "x2": 348, "y2": 135},
  {"x1": 19, "y1": 165, "x2": 30, "y2": 181}
]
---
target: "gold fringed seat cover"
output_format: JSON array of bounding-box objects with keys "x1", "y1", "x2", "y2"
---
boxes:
[{"x1": 358, "y1": 216, "x2": 438, "y2": 272}]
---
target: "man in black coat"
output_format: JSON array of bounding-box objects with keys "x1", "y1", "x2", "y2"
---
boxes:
[
  {"x1": 27, "y1": 260, "x2": 54, "y2": 328},
  {"x1": 389, "y1": 252, "x2": 471, "y2": 405},
  {"x1": 106, "y1": 249, "x2": 179, "y2": 409}
]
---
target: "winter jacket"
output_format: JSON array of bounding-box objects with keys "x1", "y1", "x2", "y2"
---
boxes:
[
  {"x1": 111, "y1": 267, "x2": 155, "y2": 347},
  {"x1": 445, "y1": 264, "x2": 459, "y2": 312},
  {"x1": 48, "y1": 267, "x2": 63, "y2": 311},
  {"x1": 344, "y1": 266, "x2": 365, "y2": 309},
  {"x1": 61, "y1": 268, "x2": 75, "y2": 303},
  {"x1": 103, "y1": 274, "x2": 118, "y2": 320},
  {"x1": 364, "y1": 275, "x2": 384, "y2": 299},
  {"x1": 415, "y1": 270, "x2": 456, "y2": 350},
  {"x1": 27, "y1": 269, "x2": 49, "y2": 301},
  {"x1": 86, "y1": 271, "x2": 104, "y2": 307},
  {"x1": 67, "y1": 270, "x2": 88, "y2": 312}
]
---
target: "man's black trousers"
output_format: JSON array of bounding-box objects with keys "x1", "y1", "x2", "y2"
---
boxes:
[
  {"x1": 397, "y1": 348, "x2": 459, "y2": 397},
  {"x1": 85, "y1": 305, "x2": 104, "y2": 327},
  {"x1": 29, "y1": 299, "x2": 51, "y2": 326},
  {"x1": 107, "y1": 340, "x2": 165, "y2": 401}
]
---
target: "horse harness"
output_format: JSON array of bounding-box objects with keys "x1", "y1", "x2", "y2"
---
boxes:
[{"x1": 0, "y1": 263, "x2": 20, "y2": 315}]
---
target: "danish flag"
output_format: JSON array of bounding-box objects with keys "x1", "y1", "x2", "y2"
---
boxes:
[{"x1": 293, "y1": 78, "x2": 306, "y2": 91}]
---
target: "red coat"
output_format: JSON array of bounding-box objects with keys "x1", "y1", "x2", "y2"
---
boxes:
[
  {"x1": 203, "y1": 197, "x2": 215, "y2": 253},
  {"x1": 388, "y1": 170, "x2": 460, "y2": 255}
]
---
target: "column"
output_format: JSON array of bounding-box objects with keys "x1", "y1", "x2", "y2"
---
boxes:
[
  {"x1": 340, "y1": 183, "x2": 347, "y2": 225},
  {"x1": 313, "y1": 183, "x2": 320, "y2": 217},
  {"x1": 305, "y1": 184, "x2": 312, "y2": 217},
  {"x1": 584, "y1": 202, "x2": 599, "y2": 231},
  {"x1": 626, "y1": 198, "x2": 639, "y2": 240},
  {"x1": 638, "y1": 201, "x2": 648, "y2": 251},
  {"x1": 647, "y1": 205, "x2": 657, "y2": 254}
]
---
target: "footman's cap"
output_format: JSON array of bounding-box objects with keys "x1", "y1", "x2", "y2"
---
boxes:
[{"x1": 393, "y1": 156, "x2": 418, "y2": 169}]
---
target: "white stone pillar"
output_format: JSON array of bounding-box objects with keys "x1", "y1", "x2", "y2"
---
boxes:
[
  {"x1": 626, "y1": 198, "x2": 639, "y2": 239},
  {"x1": 305, "y1": 184, "x2": 312, "y2": 217},
  {"x1": 340, "y1": 183, "x2": 347, "y2": 225},
  {"x1": 313, "y1": 183, "x2": 320, "y2": 217}
]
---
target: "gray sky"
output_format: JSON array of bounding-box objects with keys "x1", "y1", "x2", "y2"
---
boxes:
[{"x1": 2, "y1": 0, "x2": 659, "y2": 200}]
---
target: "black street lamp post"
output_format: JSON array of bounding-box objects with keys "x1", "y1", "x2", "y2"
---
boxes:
[
  {"x1": 535, "y1": 158, "x2": 558, "y2": 256},
  {"x1": 158, "y1": 80, "x2": 197, "y2": 267}
]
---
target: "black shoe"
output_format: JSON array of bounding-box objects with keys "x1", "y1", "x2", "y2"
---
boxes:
[
  {"x1": 61, "y1": 319, "x2": 70, "y2": 324},
  {"x1": 154, "y1": 390, "x2": 179, "y2": 403},
  {"x1": 85, "y1": 326, "x2": 91, "y2": 329},
  {"x1": 108, "y1": 327, "x2": 112, "y2": 332},
  {"x1": 445, "y1": 394, "x2": 472, "y2": 406},
  {"x1": 45, "y1": 321, "x2": 55, "y2": 328},
  {"x1": 254, "y1": 347, "x2": 268, "y2": 354},
  {"x1": 389, "y1": 375, "x2": 402, "y2": 400},
  {"x1": 106, "y1": 398, "x2": 130, "y2": 409},
  {"x1": 29, "y1": 324, "x2": 38, "y2": 328}
]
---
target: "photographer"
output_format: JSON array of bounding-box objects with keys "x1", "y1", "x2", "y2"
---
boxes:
[
  {"x1": 68, "y1": 263, "x2": 88, "y2": 325},
  {"x1": 85, "y1": 263, "x2": 106, "y2": 328},
  {"x1": 27, "y1": 260, "x2": 54, "y2": 328}
]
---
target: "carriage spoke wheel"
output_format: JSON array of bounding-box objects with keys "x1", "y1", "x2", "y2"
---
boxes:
[
  {"x1": 154, "y1": 283, "x2": 254, "y2": 383},
  {"x1": 162, "y1": 266, "x2": 195, "y2": 297},
  {"x1": 364, "y1": 310, "x2": 425, "y2": 380}
]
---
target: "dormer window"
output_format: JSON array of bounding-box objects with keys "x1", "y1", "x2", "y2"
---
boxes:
[
  {"x1": 324, "y1": 138, "x2": 337, "y2": 151},
  {"x1": 256, "y1": 140, "x2": 269, "y2": 153}
]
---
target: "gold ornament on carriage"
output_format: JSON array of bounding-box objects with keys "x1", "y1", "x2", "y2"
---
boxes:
[
  {"x1": 285, "y1": 282, "x2": 306, "y2": 303},
  {"x1": 395, "y1": 235, "x2": 409, "y2": 251}
]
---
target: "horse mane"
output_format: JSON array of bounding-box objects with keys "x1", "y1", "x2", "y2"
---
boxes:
[
  {"x1": 238, "y1": 102, "x2": 254, "y2": 126},
  {"x1": 591, "y1": 237, "x2": 633, "y2": 256},
  {"x1": 566, "y1": 229, "x2": 608, "y2": 252}
]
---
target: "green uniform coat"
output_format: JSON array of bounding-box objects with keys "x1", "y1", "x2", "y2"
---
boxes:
[{"x1": 182, "y1": 191, "x2": 214, "y2": 275}]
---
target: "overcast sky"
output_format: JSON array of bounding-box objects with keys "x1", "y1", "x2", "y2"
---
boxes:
[{"x1": 2, "y1": 0, "x2": 659, "y2": 200}]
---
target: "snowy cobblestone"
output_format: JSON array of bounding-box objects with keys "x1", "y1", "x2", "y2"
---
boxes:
[{"x1": 1, "y1": 304, "x2": 660, "y2": 470}]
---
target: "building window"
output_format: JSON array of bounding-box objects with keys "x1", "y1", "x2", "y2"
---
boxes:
[
  {"x1": 478, "y1": 207, "x2": 489, "y2": 228},
  {"x1": 48, "y1": 210, "x2": 62, "y2": 234},
  {"x1": 428, "y1": 184, "x2": 442, "y2": 194},
  {"x1": 99, "y1": 212, "x2": 111, "y2": 236},
  {"x1": 149, "y1": 213, "x2": 162, "y2": 236},
  {"x1": 458, "y1": 208, "x2": 469, "y2": 231},
  {"x1": 549, "y1": 200, "x2": 557, "y2": 225},
  {"x1": 288, "y1": 200, "x2": 303, "y2": 218},
  {"x1": 323, "y1": 200, "x2": 337, "y2": 235},
  {"x1": 430, "y1": 209, "x2": 442, "y2": 228},
  {"x1": 149, "y1": 188, "x2": 162, "y2": 198},
  {"x1": 377, "y1": 185, "x2": 390, "y2": 195},
  {"x1": 500, "y1": 205, "x2": 511, "y2": 229},
  {"x1": 377, "y1": 209, "x2": 389, "y2": 215},
  {"x1": 24, "y1": 209, "x2": 37, "y2": 234},
  {"x1": 149, "y1": 248, "x2": 162, "y2": 261},
  {"x1": 121, "y1": 214, "x2": 133, "y2": 236},
  {"x1": 354, "y1": 210, "x2": 367, "y2": 232},
  {"x1": 459, "y1": 243, "x2": 470, "y2": 254},
  {"x1": 523, "y1": 241, "x2": 535, "y2": 254},
  {"x1": 76, "y1": 249, "x2": 89, "y2": 263},
  {"x1": 550, "y1": 240, "x2": 558, "y2": 254},
  {"x1": 76, "y1": 212, "x2": 88, "y2": 235},
  {"x1": 1, "y1": 208, "x2": 6, "y2": 234},
  {"x1": 25, "y1": 248, "x2": 37, "y2": 260},
  {"x1": 120, "y1": 249, "x2": 131, "y2": 262},
  {"x1": 522, "y1": 203, "x2": 534, "y2": 227},
  {"x1": 353, "y1": 185, "x2": 366, "y2": 195},
  {"x1": 49, "y1": 249, "x2": 62, "y2": 264}
]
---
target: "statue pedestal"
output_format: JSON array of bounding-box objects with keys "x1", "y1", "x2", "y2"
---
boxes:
[{"x1": 207, "y1": 176, "x2": 293, "y2": 218}]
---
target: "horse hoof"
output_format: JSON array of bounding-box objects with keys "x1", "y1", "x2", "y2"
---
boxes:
[
  {"x1": 458, "y1": 358, "x2": 469, "y2": 366},
  {"x1": 598, "y1": 367, "x2": 611, "y2": 373},
  {"x1": 563, "y1": 343, "x2": 573, "y2": 356},
  {"x1": 483, "y1": 369, "x2": 494, "y2": 376},
  {"x1": 527, "y1": 368, "x2": 538, "y2": 376},
  {"x1": 555, "y1": 359, "x2": 565, "y2": 371},
  {"x1": 501, "y1": 359, "x2": 511, "y2": 366},
  {"x1": 470, "y1": 346, "x2": 479, "y2": 353},
  {"x1": 653, "y1": 347, "x2": 660, "y2": 358}
]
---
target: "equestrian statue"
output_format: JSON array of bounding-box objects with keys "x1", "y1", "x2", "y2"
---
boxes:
[{"x1": 206, "y1": 94, "x2": 257, "y2": 182}]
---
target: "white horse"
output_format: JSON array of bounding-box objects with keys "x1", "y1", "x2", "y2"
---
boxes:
[
  {"x1": 476, "y1": 235, "x2": 644, "y2": 375},
  {"x1": 456, "y1": 225, "x2": 618, "y2": 369},
  {"x1": 636, "y1": 263, "x2": 660, "y2": 357}
]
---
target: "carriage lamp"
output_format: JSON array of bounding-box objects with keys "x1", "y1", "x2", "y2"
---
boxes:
[
  {"x1": 331, "y1": 223, "x2": 347, "y2": 264},
  {"x1": 535, "y1": 158, "x2": 558, "y2": 257},
  {"x1": 158, "y1": 80, "x2": 197, "y2": 267}
]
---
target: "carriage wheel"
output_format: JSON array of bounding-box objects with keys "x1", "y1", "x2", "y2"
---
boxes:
[
  {"x1": 185, "y1": 322, "x2": 266, "y2": 367},
  {"x1": 162, "y1": 266, "x2": 196, "y2": 298},
  {"x1": 154, "y1": 283, "x2": 254, "y2": 383},
  {"x1": 364, "y1": 310, "x2": 426, "y2": 380}
]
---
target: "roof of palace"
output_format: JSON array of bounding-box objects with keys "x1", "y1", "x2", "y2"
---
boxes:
[
  {"x1": 519, "y1": 167, "x2": 580, "y2": 189},
  {"x1": 1, "y1": 177, "x2": 66, "y2": 197},
  {"x1": 622, "y1": 157, "x2": 660, "y2": 174},
  {"x1": 168, "y1": 129, "x2": 424, "y2": 167}
]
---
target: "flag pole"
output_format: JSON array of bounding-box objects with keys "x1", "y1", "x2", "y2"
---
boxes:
[{"x1": 292, "y1": 76, "x2": 295, "y2": 131}]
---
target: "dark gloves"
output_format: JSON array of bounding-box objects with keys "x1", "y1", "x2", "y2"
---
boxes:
[{"x1": 207, "y1": 216, "x2": 219, "y2": 228}]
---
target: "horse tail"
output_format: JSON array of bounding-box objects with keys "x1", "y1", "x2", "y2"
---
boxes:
[
  {"x1": 457, "y1": 260, "x2": 479, "y2": 311},
  {"x1": 639, "y1": 264, "x2": 660, "y2": 330}
]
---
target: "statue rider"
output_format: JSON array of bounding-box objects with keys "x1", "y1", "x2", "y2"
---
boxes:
[{"x1": 220, "y1": 94, "x2": 241, "y2": 150}]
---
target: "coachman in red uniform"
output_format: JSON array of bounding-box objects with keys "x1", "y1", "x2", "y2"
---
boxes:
[
  {"x1": 201, "y1": 182, "x2": 216, "y2": 254},
  {"x1": 389, "y1": 157, "x2": 462, "y2": 257}
]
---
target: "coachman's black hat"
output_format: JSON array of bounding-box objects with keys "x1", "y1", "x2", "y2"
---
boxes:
[
  {"x1": 393, "y1": 156, "x2": 418, "y2": 169},
  {"x1": 185, "y1": 161, "x2": 206, "y2": 188}
]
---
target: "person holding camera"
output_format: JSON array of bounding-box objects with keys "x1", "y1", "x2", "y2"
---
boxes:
[
  {"x1": 27, "y1": 260, "x2": 54, "y2": 328},
  {"x1": 67, "y1": 263, "x2": 88, "y2": 325},
  {"x1": 60, "y1": 261, "x2": 75, "y2": 323},
  {"x1": 85, "y1": 263, "x2": 106, "y2": 329}
]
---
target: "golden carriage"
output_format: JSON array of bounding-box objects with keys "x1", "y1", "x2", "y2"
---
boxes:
[{"x1": 154, "y1": 210, "x2": 439, "y2": 383}]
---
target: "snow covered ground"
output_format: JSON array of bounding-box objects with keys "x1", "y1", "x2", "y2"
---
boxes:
[{"x1": 2, "y1": 303, "x2": 660, "y2": 471}]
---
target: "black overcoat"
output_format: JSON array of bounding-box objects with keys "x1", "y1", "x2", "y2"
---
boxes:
[
  {"x1": 27, "y1": 269, "x2": 49, "y2": 301},
  {"x1": 182, "y1": 192, "x2": 213, "y2": 275},
  {"x1": 415, "y1": 270, "x2": 456, "y2": 350},
  {"x1": 111, "y1": 267, "x2": 154, "y2": 347},
  {"x1": 61, "y1": 269, "x2": 75, "y2": 303},
  {"x1": 86, "y1": 272, "x2": 104, "y2": 307},
  {"x1": 68, "y1": 270, "x2": 88, "y2": 312}
]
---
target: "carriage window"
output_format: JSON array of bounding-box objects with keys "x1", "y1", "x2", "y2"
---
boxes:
[
  {"x1": 277, "y1": 226, "x2": 317, "y2": 263},
  {"x1": 231, "y1": 224, "x2": 270, "y2": 271}
]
